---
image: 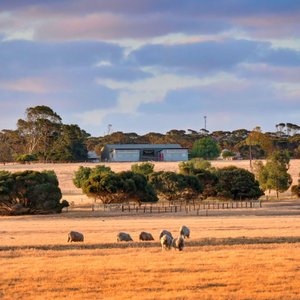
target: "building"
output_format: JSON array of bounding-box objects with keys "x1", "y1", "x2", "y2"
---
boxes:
[
  {"x1": 87, "y1": 151, "x2": 100, "y2": 162},
  {"x1": 101, "y1": 144, "x2": 188, "y2": 162}
]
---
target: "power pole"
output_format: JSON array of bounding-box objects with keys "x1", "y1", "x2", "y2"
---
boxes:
[
  {"x1": 204, "y1": 115, "x2": 207, "y2": 130},
  {"x1": 107, "y1": 124, "x2": 112, "y2": 135}
]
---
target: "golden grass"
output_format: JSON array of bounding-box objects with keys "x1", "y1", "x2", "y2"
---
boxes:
[
  {"x1": 1, "y1": 243, "x2": 300, "y2": 299},
  {"x1": 1, "y1": 214, "x2": 300, "y2": 299}
]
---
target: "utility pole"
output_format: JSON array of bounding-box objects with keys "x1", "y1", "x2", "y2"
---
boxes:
[
  {"x1": 204, "y1": 115, "x2": 207, "y2": 130},
  {"x1": 107, "y1": 124, "x2": 112, "y2": 135}
]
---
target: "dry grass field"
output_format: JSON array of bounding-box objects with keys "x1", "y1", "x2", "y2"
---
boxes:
[
  {"x1": 1, "y1": 213, "x2": 300, "y2": 299},
  {"x1": 1, "y1": 161, "x2": 300, "y2": 299}
]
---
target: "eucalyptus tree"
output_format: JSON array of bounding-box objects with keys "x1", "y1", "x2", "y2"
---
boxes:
[
  {"x1": 17, "y1": 106, "x2": 62, "y2": 160},
  {"x1": 255, "y1": 151, "x2": 292, "y2": 199}
]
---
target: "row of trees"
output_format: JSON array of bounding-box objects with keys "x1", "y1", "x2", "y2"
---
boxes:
[
  {"x1": 73, "y1": 150, "x2": 295, "y2": 204},
  {"x1": 73, "y1": 161, "x2": 264, "y2": 204},
  {"x1": 0, "y1": 170, "x2": 68, "y2": 215},
  {"x1": 0, "y1": 106, "x2": 89, "y2": 163},
  {"x1": 87, "y1": 126, "x2": 300, "y2": 160},
  {"x1": 1, "y1": 105, "x2": 299, "y2": 163}
]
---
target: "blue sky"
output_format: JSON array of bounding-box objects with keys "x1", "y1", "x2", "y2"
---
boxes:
[{"x1": 0, "y1": 0, "x2": 300, "y2": 136}]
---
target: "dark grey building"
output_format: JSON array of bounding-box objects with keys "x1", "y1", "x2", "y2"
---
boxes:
[{"x1": 101, "y1": 144, "x2": 188, "y2": 162}]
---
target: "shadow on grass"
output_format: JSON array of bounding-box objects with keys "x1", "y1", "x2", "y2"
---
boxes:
[{"x1": 1, "y1": 236, "x2": 300, "y2": 252}]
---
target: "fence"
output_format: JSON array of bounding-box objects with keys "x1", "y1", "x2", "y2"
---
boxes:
[{"x1": 91, "y1": 201, "x2": 262, "y2": 215}]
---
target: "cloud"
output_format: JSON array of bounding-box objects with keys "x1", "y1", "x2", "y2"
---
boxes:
[
  {"x1": 0, "y1": 77, "x2": 53, "y2": 93},
  {"x1": 237, "y1": 63, "x2": 300, "y2": 83},
  {"x1": 129, "y1": 39, "x2": 300, "y2": 75},
  {"x1": 1, "y1": 1, "x2": 300, "y2": 42}
]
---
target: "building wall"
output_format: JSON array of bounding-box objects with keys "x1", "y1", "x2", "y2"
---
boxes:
[
  {"x1": 160, "y1": 149, "x2": 188, "y2": 161},
  {"x1": 111, "y1": 149, "x2": 140, "y2": 162}
]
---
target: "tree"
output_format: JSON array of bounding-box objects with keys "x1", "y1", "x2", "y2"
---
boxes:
[
  {"x1": 291, "y1": 173, "x2": 300, "y2": 198},
  {"x1": 245, "y1": 126, "x2": 274, "y2": 169},
  {"x1": 17, "y1": 106, "x2": 62, "y2": 160},
  {"x1": 179, "y1": 159, "x2": 211, "y2": 175},
  {"x1": 73, "y1": 166, "x2": 93, "y2": 189},
  {"x1": 255, "y1": 151, "x2": 292, "y2": 198},
  {"x1": 15, "y1": 154, "x2": 38, "y2": 164},
  {"x1": 49, "y1": 124, "x2": 89, "y2": 162},
  {"x1": 0, "y1": 129, "x2": 26, "y2": 160},
  {"x1": 213, "y1": 166, "x2": 263, "y2": 200},
  {"x1": 0, "y1": 170, "x2": 67, "y2": 214},
  {"x1": 73, "y1": 165, "x2": 112, "y2": 189},
  {"x1": 131, "y1": 162, "x2": 155, "y2": 176},
  {"x1": 179, "y1": 159, "x2": 216, "y2": 199},
  {"x1": 191, "y1": 137, "x2": 220, "y2": 159},
  {"x1": 148, "y1": 171, "x2": 203, "y2": 202},
  {"x1": 76, "y1": 167, "x2": 158, "y2": 204}
]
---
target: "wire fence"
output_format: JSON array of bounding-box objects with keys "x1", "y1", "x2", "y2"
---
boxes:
[{"x1": 88, "y1": 200, "x2": 262, "y2": 215}]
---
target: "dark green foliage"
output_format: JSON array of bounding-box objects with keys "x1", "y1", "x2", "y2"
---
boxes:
[
  {"x1": 16, "y1": 154, "x2": 38, "y2": 164},
  {"x1": 73, "y1": 165, "x2": 112, "y2": 188},
  {"x1": 179, "y1": 159, "x2": 216, "y2": 199},
  {"x1": 191, "y1": 137, "x2": 220, "y2": 159},
  {"x1": 48, "y1": 124, "x2": 89, "y2": 162},
  {"x1": 221, "y1": 149, "x2": 235, "y2": 158},
  {"x1": 291, "y1": 184, "x2": 300, "y2": 197},
  {"x1": 237, "y1": 144, "x2": 265, "y2": 159},
  {"x1": 77, "y1": 167, "x2": 158, "y2": 204},
  {"x1": 213, "y1": 166, "x2": 263, "y2": 200},
  {"x1": 0, "y1": 170, "x2": 65, "y2": 214},
  {"x1": 148, "y1": 171, "x2": 203, "y2": 201},
  {"x1": 0, "y1": 171, "x2": 15, "y2": 205},
  {"x1": 179, "y1": 158, "x2": 211, "y2": 175},
  {"x1": 131, "y1": 162, "x2": 155, "y2": 176},
  {"x1": 291, "y1": 172, "x2": 300, "y2": 198},
  {"x1": 194, "y1": 169, "x2": 218, "y2": 199},
  {"x1": 269, "y1": 150, "x2": 290, "y2": 169}
]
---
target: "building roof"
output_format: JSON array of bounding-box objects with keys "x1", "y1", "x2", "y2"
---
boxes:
[{"x1": 104, "y1": 144, "x2": 183, "y2": 149}]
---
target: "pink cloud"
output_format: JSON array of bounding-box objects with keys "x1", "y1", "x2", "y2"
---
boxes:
[
  {"x1": 239, "y1": 64, "x2": 300, "y2": 83},
  {"x1": 0, "y1": 77, "x2": 54, "y2": 93}
]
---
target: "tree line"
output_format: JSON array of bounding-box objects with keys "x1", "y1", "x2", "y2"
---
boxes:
[
  {"x1": 73, "y1": 161, "x2": 264, "y2": 204},
  {"x1": 73, "y1": 151, "x2": 298, "y2": 205},
  {"x1": 0, "y1": 105, "x2": 300, "y2": 163},
  {"x1": 1, "y1": 151, "x2": 298, "y2": 215}
]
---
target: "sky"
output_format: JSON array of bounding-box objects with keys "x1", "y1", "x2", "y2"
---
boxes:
[{"x1": 0, "y1": 0, "x2": 300, "y2": 136}]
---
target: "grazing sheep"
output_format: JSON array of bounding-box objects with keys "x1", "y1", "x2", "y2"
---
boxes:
[
  {"x1": 67, "y1": 231, "x2": 84, "y2": 242},
  {"x1": 180, "y1": 225, "x2": 190, "y2": 239},
  {"x1": 172, "y1": 236, "x2": 185, "y2": 251},
  {"x1": 160, "y1": 234, "x2": 173, "y2": 251},
  {"x1": 159, "y1": 230, "x2": 173, "y2": 240},
  {"x1": 139, "y1": 231, "x2": 154, "y2": 241},
  {"x1": 117, "y1": 232, "x2": 133, "y2": 242}
]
